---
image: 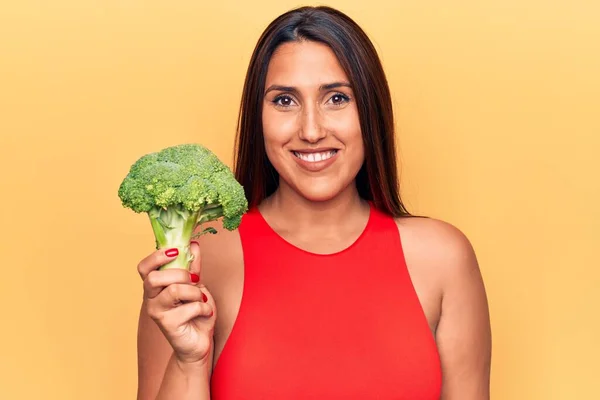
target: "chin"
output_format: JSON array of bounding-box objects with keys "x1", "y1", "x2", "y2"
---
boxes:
[{"x1": 291, "y1": 180, "x2": 349, "y2": 202}]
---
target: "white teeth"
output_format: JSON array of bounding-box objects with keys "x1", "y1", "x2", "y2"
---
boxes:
[{"x1": 294, "y1": 150, "x2": 337, "y2": 162}]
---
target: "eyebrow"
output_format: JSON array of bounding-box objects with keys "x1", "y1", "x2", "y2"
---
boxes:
[{"x1": 264, "y1": 81, "x2": 352, "y2": 95}]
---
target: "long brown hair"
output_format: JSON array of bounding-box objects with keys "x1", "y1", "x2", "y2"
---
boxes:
[{"x1": 233, "y1": 6, "x2": 411, "y2": 217}]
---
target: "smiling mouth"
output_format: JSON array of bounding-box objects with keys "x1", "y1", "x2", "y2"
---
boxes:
[{"x1": 292, "y1": 150, "x2": 338, "y2": 163}]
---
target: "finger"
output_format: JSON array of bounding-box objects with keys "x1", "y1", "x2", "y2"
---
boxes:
[
  {"x1": 188, "y1": 241, "x2": 202, "y2": 278},
  {"x1": 157, "y1": 283, "x2": 206, "y2": 308},
  {"x1": 144, "y1": 269, "x2": 198, "y2": 299},
  {"x1": 162, "y1": 301, "x2": 213, "y2": 329},
  {"x1": 198, "y1": 285, "x2": 215, "y2": 308},
  {"x1": 198, "y1": 285, "x2": 216, "y2": 320},
  {"x1": 137, "y1": 247, "x2": 181, "y2": 280}
]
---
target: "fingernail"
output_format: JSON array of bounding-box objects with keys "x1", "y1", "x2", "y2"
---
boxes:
[
  {"x1": 202, "y1": 293, "x2": 208, "y2": 302},
  {"x1": 190, "y1": 273, "x2": 200, "y2": 283},
  {"x1": 190, "y1": 241, "x2": 199, "y2": 246},
  {"x1": 165, "y1": 248, "x2": 179, "y2": 257}
]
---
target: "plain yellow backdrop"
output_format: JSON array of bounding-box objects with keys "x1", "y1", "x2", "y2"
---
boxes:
[{"x1": 1, "y1": 1, "x2": 598, "y2": 399}]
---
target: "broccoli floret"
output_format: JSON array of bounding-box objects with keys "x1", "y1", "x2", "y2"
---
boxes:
[{"x1": 118, "y1": 143, "x2": 248, "y2": 270}]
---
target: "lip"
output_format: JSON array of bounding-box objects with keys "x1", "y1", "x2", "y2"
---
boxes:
[
  {"x1": 291, "y1": 149, "x2": 339, "y2": 172},
  {"x1": 291, "y1": 147, "x2": 339, "y2": 154}
]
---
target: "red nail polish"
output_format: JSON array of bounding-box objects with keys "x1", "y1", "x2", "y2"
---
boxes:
[
  {"x1": 165, "y1": 248, "x2": 178, "y2": 257},
  {"x1": 190, "y1": 273, "x2": 199, "y2": 283},
  {"x1": 190, "y1": 241, "x2": 199, "y2": 246},
  {"x1": 202, "y1": 293, "x2": 208, "y2": 302}
]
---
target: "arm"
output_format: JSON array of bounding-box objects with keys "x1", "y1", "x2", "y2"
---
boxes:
[
  {"x1": 136, "y1": 221, "x2": 239, "y2": 399},
  {"x1": 137, "y1": 301, "x2": 214, "y2": 400},
  {"x1": 435, "y1": 225, "x2": 492, "y2": 399},
  {"x1": 155, "y1": 349, "x2": 212, "y2": 400}
]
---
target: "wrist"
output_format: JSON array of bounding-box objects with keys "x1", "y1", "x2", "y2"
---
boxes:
[
  {"x1": 174, "y1": 353, "x2": 211, "y2": 373},
  {"x1": 156, "y1": 353, "x2": 212, "y2": 400}
]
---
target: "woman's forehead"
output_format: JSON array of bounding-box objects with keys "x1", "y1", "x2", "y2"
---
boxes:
[{"x1": 266, "y1": 41, "x2": 349, "y2": 87}]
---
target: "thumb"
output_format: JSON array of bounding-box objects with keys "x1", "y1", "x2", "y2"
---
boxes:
[{"x1": 189, "y1": 240, "x2": 202, "y2": 278}]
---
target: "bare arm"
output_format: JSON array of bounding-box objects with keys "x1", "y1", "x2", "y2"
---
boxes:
[
  {"x1": 136, "y1": 241, "x2": 216, "y2": 400},
  {"x1": 154, "y1": 344, "x2": 213, "y2": 400},
  {"x1": 137, "y1": 301, "x2": 214, "y2": 400},
  {"x1": 435, "y1": 224, "x2": 492, "y2": 399}
]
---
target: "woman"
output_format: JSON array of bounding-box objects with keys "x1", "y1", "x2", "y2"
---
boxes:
[{"x1": 136, "y1": 6, "x2": 491, "y2": 400}]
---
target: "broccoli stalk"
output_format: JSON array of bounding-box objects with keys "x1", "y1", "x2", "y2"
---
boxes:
[
  {"x1": 147, "y1": 204, "x2": 221, "y2": 270},
  {"x1": 118, "y1": 144, "x2": 248, "y2": 271}
]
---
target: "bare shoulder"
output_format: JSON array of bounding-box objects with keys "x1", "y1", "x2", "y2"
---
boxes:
[
  {"x1": 396, "y1": 216, "x2": 491, "y2": 398},
  {"x1": 194, "y1": 220, "x2": 242, "y2": 259},
  {"x1": 394, "y1": 216, "x2": 480, "y2": 281},
  {"x1": 193, "y1": 220, "x2": 244, "y2": 287},
  {"x1": 196, "y1": 221, "x2": 243, "y2": 299},
  {"x1": 391, "y1": 216, "x2": 483, "y2": 332}
]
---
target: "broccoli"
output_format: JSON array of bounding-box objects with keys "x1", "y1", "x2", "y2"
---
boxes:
[{"x1": 118, "y1": 143, "x2": 248, "y2": 270}]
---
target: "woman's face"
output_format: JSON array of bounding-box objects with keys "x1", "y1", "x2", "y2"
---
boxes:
[{"x1": 262, "y1": 40, "x2": 364, "y2": 202}]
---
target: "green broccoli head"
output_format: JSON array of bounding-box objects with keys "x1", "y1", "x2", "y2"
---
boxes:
[{"x1": 118, "y1": 143, "x2": 248, "y2": 270}]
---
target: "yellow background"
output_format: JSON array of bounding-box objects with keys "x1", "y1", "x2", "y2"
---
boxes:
[{"x1": 1, "y1": 1, "x2": 598, "y2": 399}]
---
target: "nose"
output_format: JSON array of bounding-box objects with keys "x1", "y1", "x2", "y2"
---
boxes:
[{"x1": 298, "y1": 103, "x2": 326, "y2": 143}]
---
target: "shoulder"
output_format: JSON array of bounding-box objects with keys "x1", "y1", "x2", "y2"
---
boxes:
[
  {"x1": 393, "y1": 216, "x2": 480, "y2": 288},
  {"x1": 195, "y1": 219, "x2": 242, "y2": 249},
  {"x1": 395, "y1": 217, "x2": 491, "y2": 395},
  {"x1": 193, "y1": 219, "x2": 244, "y2": 286}
]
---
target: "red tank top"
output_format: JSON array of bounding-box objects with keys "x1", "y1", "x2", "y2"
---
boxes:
[{"x1": 210, "y1": 203, "x2": 442, "y2": 399}]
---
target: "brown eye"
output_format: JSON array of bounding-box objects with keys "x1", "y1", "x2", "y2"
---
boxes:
[
  {"x1": 273, "y1": 95, "x2": 295, "y2": 107},
  {"x1": 328, "y1": 93, "x2": 350, "y2": 105}
]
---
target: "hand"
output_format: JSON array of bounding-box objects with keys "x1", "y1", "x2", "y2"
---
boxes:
[{"x1": 137, "y1": 242, "x2": 216, "y2": 365}]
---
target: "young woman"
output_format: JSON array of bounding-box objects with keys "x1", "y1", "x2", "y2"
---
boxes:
[{"x1": 136, "y1": 6, "x2": 491, "y2": 400}]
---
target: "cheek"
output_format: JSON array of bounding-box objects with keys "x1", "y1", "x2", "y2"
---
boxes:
[
  {"x1": 345, "y1": 141, "x2": 365, "y2": 178},
  {"x1": 262, "y1": 109, "x2": 298, "y2": 159},
  {"x1": 262, "y1": 111, "x2": 291, "y2": 169},
  {"x1": 262, "y1": 108, "x2": 298, "y2": 142},
  {"x1": 331, "y1": 113, "x2": 364, "y2": 163}
]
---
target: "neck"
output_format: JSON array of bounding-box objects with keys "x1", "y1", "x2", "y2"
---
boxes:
[{"x1": 259, "y1": 180, "x2": 370, "y2": 231}]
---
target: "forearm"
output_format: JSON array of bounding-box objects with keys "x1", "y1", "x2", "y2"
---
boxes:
[{"x1": 156, "y1": 353, "x2": 211, "y2": 400}]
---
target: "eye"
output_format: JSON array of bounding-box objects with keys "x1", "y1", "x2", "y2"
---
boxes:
[
  {"x1": 272, "y1": 95, "x2": 296, "y2": 108},
  {"x1": 327, "y1": 93, "x2": 351, "y2": 106}
]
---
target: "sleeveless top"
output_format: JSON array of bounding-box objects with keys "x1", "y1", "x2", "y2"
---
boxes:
[{"x1": 210, "y1": 203, "x2": 442, "y2": 399}]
